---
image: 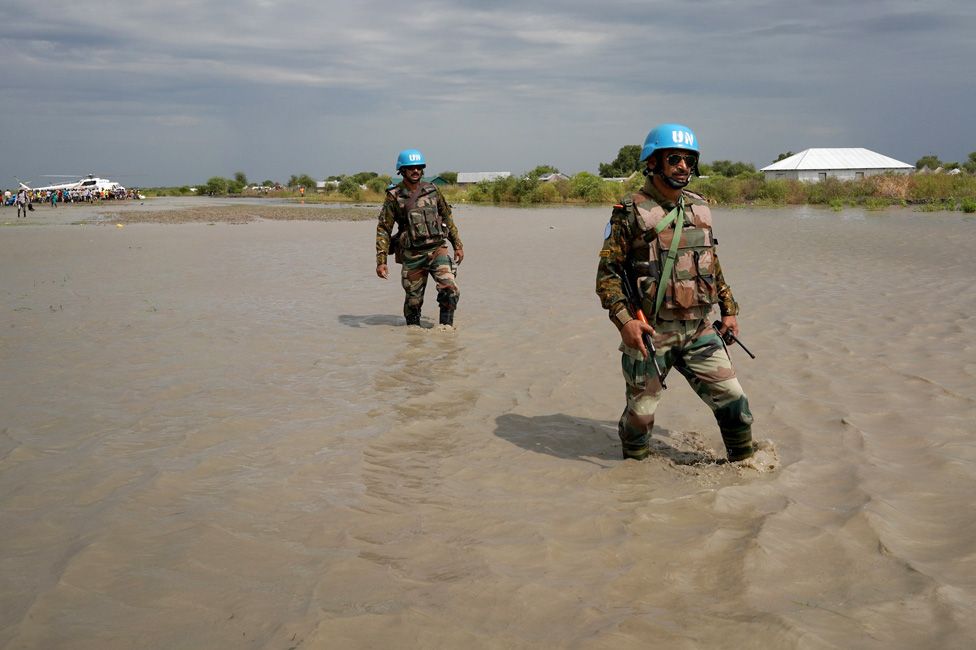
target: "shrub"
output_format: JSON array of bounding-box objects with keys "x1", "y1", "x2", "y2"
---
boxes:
[
  {"x1": 366, "y1": 178, "x2": 388, "y2": 194},
  {"x1": 864, "y1": 197, "x2": 890, "y2": 211},
  {"x1": 527, "y1": 182, "x2": 562, "y2": 203},
  {"x1": 569, "y1": 173, "x2": 616, "y2": 202},
  {"x1": 757, "y1": 179, "x2": 788, "y2": 204},
  {"x1": 691, "y1": 176, "x2": 739, "y2": 204},
  {"x1": 203, "y1": 176, "x2": 229, "y2": 196},
  {"x1": 869, "y1": 174, "x2": 910, "y2": 200},
  {"x1": 807, "y1": 177, "x2": 849, "y2": 205},
  {"x1": 338, "y1": 178, "x2": 362, "y2": 200}
]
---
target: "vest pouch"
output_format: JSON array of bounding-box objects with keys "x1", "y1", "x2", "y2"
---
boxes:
[
  {"x1": 638, "y1": 276, "x2": 657, "y2": 305},
  {"x1": 672, "y1": 278, "x2": 698, "y2": 308},
  {"x1": 406, "y1": 204, "x2": 443, "y2": 246},
  {"x1": 694, "y1": 249, "x2": 718, "y2": 304}
]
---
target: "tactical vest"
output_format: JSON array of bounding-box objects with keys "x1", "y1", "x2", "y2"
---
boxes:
[
  {"x1": 627, "y1": 190, "x2": 719, "y2": 321},
  {"x1": 391, "y1": 182, "x2": 445, "y2": 250}
]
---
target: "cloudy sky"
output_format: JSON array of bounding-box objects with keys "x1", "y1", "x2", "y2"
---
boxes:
[{"x1": 2, "y1": 0, "x2": 973, "y2": 187}]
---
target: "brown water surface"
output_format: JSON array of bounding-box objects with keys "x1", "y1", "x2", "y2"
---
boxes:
[{"x1": 1, "y1": 202, "x2": 974, "y2": 648}]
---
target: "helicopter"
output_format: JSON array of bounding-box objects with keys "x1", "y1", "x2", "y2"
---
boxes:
[{"x1": 17, "y1": 174, "x2": 126, "y2": 193}]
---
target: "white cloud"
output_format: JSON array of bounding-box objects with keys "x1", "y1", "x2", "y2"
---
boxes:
[{"x1": 1, "y1": 0, "x2": 974, "y2": 185}]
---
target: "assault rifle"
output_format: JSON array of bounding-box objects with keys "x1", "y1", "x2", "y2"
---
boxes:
[
  {"x1": 712, "y1": 320, "x2": 757, "y2": 359},
  {"x1": 619, "y1": 268, "x2": 668, "y2": 389}
]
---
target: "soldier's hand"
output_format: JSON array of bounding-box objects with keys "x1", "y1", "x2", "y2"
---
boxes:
[
  {"x1": 376, "y1": 263, "x2": 388, "y2": 279},
  {"x1": 719, "y1": 315, "x2": 739, "y2": 339},
  {"x1": 621, "y1": 319, "x2": 655, "y2": 359},
  {"x1": 454, "y1": 247, "x2": 464, "y2": 264}
]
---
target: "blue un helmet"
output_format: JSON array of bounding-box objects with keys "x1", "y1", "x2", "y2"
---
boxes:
[
  {"x1": 639, "y1": 123, "x2": 699, "y2": 161},
  {"x1": 640, "y1": 123, "x2": 700, "y2": 188},
  {"x1": 395, "y1": 149, "x2": 426, "y2": 172}
]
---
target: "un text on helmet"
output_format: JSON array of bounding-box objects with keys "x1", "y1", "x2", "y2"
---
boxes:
[{"x1": 671, "y1": 131, "x2": 695, "y2": 147}]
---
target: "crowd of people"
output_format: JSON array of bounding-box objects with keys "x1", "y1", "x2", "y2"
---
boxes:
[{"x1": 3, "y1": 186, "x2": 137, "y2": 213}]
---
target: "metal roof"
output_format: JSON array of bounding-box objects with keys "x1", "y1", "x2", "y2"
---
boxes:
[
  {"x1": 760, "y1": 148, "x2": 913, "y2": 171},
  {"x1": 457, "y1": 171, "x2": 511, "y2": 183}
]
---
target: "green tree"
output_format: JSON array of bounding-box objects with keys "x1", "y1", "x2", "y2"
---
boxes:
[
  {"x1": 261, "y1": 180, "x2": 275, "y2": 187},
  {"x1": 437, "y1": 171, "x2": 458, "y2": 184},
  {"x1": 916, "y1": 155, "x2": 942, "y2": 170},
  {"x1": 338, "y1": 177, "x2": 362, "y2": 200},
  {"x1": 233, "y1": 171, "x2": 248, "y2": 186},
  {"x1": 709, "y1": 160, "x2": 756, "y2": 177},
  {"x1": 290, "y1": 174, "x2": 317, "y2": 189},
  {"x1": 203, "y1": 176, "x2": 229, "y2": 195},
  {"x1": 366, "y1": 177, "x2": 388, "y2": 193},
  {"x1": 351, "y1": 171, "x2": 378, "y2": 185},
  {"x1": 599, "y1": 144, "x2": 641, "y2": 178},
  {"x1": 227, "y1": 179, "x2": 246, "y2": 194},
  {"x1": 964, "y1": 153, "x2": 976, "y2": 174},
  {"x1": 775, "y1": 151, "x2": 795, "y2": 162}
]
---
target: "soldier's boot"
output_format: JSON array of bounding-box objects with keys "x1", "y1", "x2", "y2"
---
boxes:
[
  {"x1": 619, "y1": 411, "x2": 653, "y2": 460},
  {"x1": 622, "y1": 445, "x2": 651, "y2": 461},
  {"x1": 437, "y1": 289, "x2": 459, "y2": 327},
  {"x1": 404, "y1": 306, "x2": 422, "y2": 326},
  {"x1": 438, "y1": 307, "x2": 454, "y2": 326},
  {"x1": 714, "y1": 396, "x2": 754, "y2": 461}
]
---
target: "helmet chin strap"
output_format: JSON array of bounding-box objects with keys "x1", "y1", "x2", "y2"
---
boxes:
[
  {"x1": 647, "y1": 167, "x2": 690, "y2": 189},
  {"x1": 662, "y1": 174, "x2": 690, "y2": 189}
]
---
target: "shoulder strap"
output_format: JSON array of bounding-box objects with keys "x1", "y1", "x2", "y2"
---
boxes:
[
  {"x1": 403, "y1": 185, "x2": 423, "y2": 211},
  {"x1": 652, "y1": 199, "x2": 686, "y2": 319}
]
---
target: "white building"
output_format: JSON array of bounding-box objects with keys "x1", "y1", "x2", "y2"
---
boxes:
[
  {"x1": 537, "y1": 172, "x2": 570, "y2": 183},
  {"x1": 457, "y1": 171, "x2": 511, "y2": 186},
  {"x1": 760, "y1": 148, "x2": 913, "y2": 182}
]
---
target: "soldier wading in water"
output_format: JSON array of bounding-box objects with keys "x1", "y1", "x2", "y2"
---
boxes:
[
  {"x1": 596, "y1": 124, "x2": 755, "y2": 462},
  {"x1": 376, "y1": 149, "x2": 464, "y2": 327}
]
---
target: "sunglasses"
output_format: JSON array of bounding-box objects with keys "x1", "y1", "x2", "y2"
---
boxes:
[
  {"x1": 666, "y1": 153, "x2": 698, "y2": 167},
  {"x1": 402, "y1": 165, "x2": 426, "y2": 172}
]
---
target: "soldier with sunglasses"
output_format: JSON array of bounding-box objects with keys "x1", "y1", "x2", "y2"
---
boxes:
[
  {"x1": 596, "y1": 124, "x2": 755, "y2": 462},
  {"x1": 376, "y1": 149, "x2": 464, "y2": 327}
]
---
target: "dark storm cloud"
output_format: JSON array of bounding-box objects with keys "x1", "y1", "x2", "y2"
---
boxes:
[{"x1": 1, "y1": 0, "x2": 974, "y2": 185}]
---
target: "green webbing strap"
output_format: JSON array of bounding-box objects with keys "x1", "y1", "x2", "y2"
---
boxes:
[{"x1": 652, "y1": 198, "x2": 685, "y2": 318}]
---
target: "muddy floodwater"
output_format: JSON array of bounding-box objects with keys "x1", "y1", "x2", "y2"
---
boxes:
[{"x1": 1, "y1": 199, "x2": 974, "y2": 648}]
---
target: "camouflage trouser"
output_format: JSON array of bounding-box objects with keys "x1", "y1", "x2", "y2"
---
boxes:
[
  {"x1": 619, "y1": 318, "x2": 754, "y2": 461},
  {"x1": 400, "y1": 245, "x2": 459, "y2": 320}
]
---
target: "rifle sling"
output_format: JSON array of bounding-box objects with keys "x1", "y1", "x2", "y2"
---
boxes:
[{"x1": 652, "y1": 201, "x2": 685, "y2": 320}]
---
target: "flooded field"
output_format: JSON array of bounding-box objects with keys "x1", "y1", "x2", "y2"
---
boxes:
[{"x1": 1, "y1": 200, "x2": 974, "y2": 648}]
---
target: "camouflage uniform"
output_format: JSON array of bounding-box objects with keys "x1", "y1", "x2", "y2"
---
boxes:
[
  {"x1": 376, "y1": 181, "x2": 462, "y2": 324},
  {"x1": 596, "y1": 179, "x2": 754, "y2": 461}
]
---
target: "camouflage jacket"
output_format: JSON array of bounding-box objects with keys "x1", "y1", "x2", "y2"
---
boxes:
[
  {"x1": 596, "y1": 178, "x2": 739, "y2": 329},
  {"x1": 375, "y1": 182, "x2": 462, "y2": 265}
]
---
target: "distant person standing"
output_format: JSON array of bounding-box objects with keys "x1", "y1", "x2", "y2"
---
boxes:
[
  {"x1": 375, "y1": 149, "x2": 463, "y2": 327},
  {"x1": 15, "y1": 189, "x2": 28, "y2": 218}
]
